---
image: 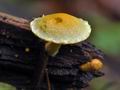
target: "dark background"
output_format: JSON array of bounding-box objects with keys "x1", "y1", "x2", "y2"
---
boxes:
[{"x1": 0, "y1": 0, "x2": 120, "y2": 90}]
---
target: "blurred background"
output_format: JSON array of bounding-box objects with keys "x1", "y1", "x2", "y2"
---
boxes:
[{"x1": 0, "y1": 0, "x2": 120, "y2": 90}]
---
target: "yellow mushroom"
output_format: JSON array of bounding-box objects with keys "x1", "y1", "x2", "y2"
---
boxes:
[
  {"x1": 80, "y1": 59, "x2": 103, "y2": 71},
  {"x1": 30, "y1": 13, "x2": 91, "y2": 56}
]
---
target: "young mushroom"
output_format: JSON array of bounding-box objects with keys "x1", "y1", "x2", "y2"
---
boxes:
[
  {"x1": 30, "y1": 13, "x2": 91, "y2": 56},
  {"x1": 80, "y1": 59, "x2": 103, "y2": 71}
]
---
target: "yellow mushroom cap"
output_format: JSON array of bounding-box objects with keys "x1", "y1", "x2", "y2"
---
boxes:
[{"x1": 30, "y1": 13, "x2": 91, "y2": 44}]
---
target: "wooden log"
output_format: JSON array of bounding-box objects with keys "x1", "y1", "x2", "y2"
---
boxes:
[
  {"x1": 0, "y1": 12, "x2": 48, "y2": 90},
  {"x1": 0, "y1": 12, "x2": 105, "y2": 90}
]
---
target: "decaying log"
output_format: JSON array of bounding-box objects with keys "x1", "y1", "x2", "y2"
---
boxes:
[
  {"x1": 0, "y1": 12, "x2": 48, "y2": 90},
  {"x1": 0, "y1": 12, "x2": 105, "y2": 90}
]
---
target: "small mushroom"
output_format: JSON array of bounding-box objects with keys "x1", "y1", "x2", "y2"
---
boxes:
[
  {"x1": 30, "y1": 13, "x2": 91, "y2": 56},
  {"x1": 80, "y1": 59, "x2": 103, "y2": 71}
]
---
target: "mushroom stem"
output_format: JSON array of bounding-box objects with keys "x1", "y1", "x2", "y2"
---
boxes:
[{"x1": 45, "y1": 42, "x2": 61, "y2": 56}]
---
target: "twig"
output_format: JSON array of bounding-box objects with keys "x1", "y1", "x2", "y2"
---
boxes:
[
  {"x1": 45, "y1": 69, "x2": 51, "y2": 90},
  {"x1": 33, "y1": 53, "x2": 48, "y2": 90},
  {"x1": 0, "y1": 12, "x2": 30, "y2": 30}
]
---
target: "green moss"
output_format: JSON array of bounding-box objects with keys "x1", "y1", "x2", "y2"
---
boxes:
[{"x1": 0, "y1": 82, "x2": 16, "y2": 90}]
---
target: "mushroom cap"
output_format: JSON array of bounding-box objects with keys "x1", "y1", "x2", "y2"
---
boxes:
[{"x1": 30, "y1": 13, "x2": 91, "y2": 44}]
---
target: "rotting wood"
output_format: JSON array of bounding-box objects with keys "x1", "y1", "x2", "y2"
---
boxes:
[
  {"x1": 0, "y1": 12, "x2": 48, "y2": 90},
  {"x1": 0, "y1": 12, "x2": 105, "y2": 90}
]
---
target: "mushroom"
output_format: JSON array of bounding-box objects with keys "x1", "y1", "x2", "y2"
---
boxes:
[
  {"x1": 80, "y1": 59, "x2": 103, "y2": 71},
  {"x1": 30, "y1": 13, "x2": 91, "y2": 56}
]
